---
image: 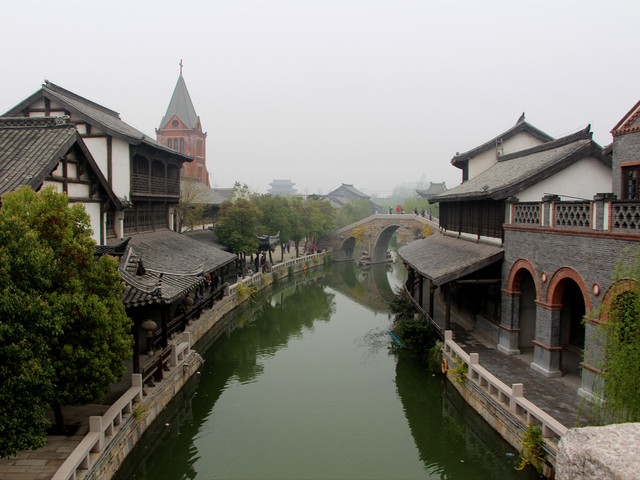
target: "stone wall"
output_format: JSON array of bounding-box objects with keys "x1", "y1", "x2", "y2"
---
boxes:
[{"x1": 557, "y1": 423, "x2": 640, "y2": 480}]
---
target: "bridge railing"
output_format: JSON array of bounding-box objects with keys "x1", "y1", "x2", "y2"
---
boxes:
[{"x1": 328, "y1": 213, "x2": 437, "y2": 238}]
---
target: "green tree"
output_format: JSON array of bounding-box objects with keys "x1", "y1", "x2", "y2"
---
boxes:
[
  {"x1": 215, "y1": 198, "x2": 263, "y2": 262},
  {"x1": 0, "y1": 186, "x2": 133, "y2": 458},
  {"x1": 582, "y1": 245, "x2": 640, "y2": 424},
  {"x1": 302, "y1": 197, "x2": 335, "y2": 244},
  {"x1": 254, "y1": 195, "x2": 295, "y2": 261},
  {"x1": 335, "y1": 197, "x2": 373, "y2": 228}
]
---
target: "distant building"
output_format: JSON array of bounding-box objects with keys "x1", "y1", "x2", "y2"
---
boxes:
[
  {"x1": 156, "y1": 70, "x2": 210, "y2": 186},
  {"x1": 323, "y1": 183, "x2": 381, "y2": 213},
  {"x1": 268, "y1": 179, "x2": 297, "y2": 196},
  {"x1": 416, "y1": 182, "x2": 447, "y2": 199}
]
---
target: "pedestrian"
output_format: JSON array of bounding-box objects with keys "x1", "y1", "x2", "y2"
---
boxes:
[
  {"x1": 429, "y1": 208, "x2": 432, "y2": 220},
  {"x1": 396, "y1": 204, "x2": 401, "y2": 214},
  {"x1": 413, "y1": 208, "x2": 418, "y2": 215},
  {"x1": 388, "y1": 207, "x2": 393, "y2": 214}
]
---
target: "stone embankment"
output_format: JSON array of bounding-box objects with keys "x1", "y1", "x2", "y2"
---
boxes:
[{"x1": 51, "y1": 252, "x2": 327, "y2": 480}]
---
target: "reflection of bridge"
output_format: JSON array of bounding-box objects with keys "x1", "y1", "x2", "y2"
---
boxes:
[{"x1": 319, "y1": 214, "x2": 438, "y2": 262}]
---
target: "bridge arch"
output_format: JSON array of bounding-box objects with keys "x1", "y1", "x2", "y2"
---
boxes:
[{"x1": 320, "y1": 213, "x2": 436, "y2": 263}]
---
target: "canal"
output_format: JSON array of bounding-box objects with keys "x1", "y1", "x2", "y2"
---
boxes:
[{"x1": 114, "y1": 261, "x2": 539, "y2": 479}]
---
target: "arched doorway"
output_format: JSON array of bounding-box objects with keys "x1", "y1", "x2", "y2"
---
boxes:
[
  {"x1": 557, "y1": 279, "x2": 586, "y2": 376},
  {"x1": 518, "y1": 272, "x2": 537, "y2": 351}
]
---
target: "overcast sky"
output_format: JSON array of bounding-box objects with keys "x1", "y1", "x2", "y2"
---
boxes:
[{"x1": 2, "y1": 0, "x2": 639, "y2": 196}]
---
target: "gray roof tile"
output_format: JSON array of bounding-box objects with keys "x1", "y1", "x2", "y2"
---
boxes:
[{"x1": 398, "y1": 232, "x2": 503, "y2": 286}]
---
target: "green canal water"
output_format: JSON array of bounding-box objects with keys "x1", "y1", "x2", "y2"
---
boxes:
[{"x1": 114, "y1": 261, "x2": 540, "y2": 479}]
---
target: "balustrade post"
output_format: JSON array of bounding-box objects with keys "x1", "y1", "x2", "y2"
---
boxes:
[
  {"x1": 593, "y1": 193, "x2": 616, "y2": 231},
  {"x1": 541, "y1": 194, "x2": 560, "y2": 228},
  {"x1": 510, "y1": 383, "x2": 524, "y2": 414}
]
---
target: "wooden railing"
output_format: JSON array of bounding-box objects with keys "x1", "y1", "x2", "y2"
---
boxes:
[{"x1": 443, "y1": 330, "x2": 568, "y2": 442}]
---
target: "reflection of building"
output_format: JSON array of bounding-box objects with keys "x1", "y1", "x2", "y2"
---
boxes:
[
  {"x1": 268, "y1": 179, "x2": 296, "y2": 196},
  {"x1": 156, "y1": 72, "x2": 209, "y2": 186},
  {"x1": 399, "y1": 108, "x2": 640, "y2": 399}
]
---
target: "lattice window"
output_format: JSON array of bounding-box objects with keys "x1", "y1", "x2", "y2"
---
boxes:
[
  {"x1": 513, "y1": 203, "x2": 540, "y2": 225},
  {"x1": 138, "y1": 205, "x2": 153, "y2": 232},
  {"x1": 123, "y1": 210, "x2": 136, "y2": 234},
  {"x1": 612, "y1": 202, "x2": 640, "y2": 231},
  {"x1": 106, "y1": 210, "x2": 116, "y2": 238},
  {"x1": 153, "y1": 204, "x2": 167, "y2": 229},
  {"x1": 555, "y1": 202, "x2": 590, "y2": 228}
]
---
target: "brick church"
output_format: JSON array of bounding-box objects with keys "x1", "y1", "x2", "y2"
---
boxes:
[{"x1": 156, "y1": 64, "x2": 210, "y2": 186}]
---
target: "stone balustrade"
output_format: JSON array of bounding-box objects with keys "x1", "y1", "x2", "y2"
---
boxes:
[
  {"x1": 508, "y1": 194, "x2": 640, "y2": 235},
  {"x1": 444, "y1": 330, "x2": 568, "y2": 442}
]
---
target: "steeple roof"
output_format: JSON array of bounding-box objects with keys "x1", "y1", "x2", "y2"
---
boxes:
[{"x1": 159, "y1": 75, "x2": 198, "y2": 130}]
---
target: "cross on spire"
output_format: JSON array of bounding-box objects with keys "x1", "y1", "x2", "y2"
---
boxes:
[{"x1": 179, "y1": 59, "x2": 183, "y2": 75}]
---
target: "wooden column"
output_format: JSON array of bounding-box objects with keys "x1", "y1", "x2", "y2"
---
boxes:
[
  {"x1": 133, "y1": 320, "x2": 141, "y2": 374},
  {"x1": 161, "y1": 306, "x2": 168, "y2": 349},
  {"x1": 444, "y1": 284, "x2": 451, "y2": 331},
  {"x1": 429, "y1": 281, "x2": 435, "y2": 320}
]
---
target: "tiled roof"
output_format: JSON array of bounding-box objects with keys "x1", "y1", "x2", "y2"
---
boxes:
[
  {"x1": 611, "y1": 98, "x2": 640, "y2": 137},
  {"x1": 398, "y1": 231, "x2": 503, "y2": 286},
  {"x1": 4, "y1": 81, "x2": 192, "y2": 162},
  {"x1": 0, "y1": 116, "x2": 77, "y2": 196},
  {"x1": 159, "y1": 75, "x2": 199, "y2": 130},
  {"x1": 432, "y1": 127, "x2": 606, "y2": 203},
  {"x1": 450, "y1": 114, "x2": 554, "y2": 168},
  {"x1": 416, "y1": 182, "x2": 447, "y2": 197},
  {"x1": 111, "y1": 230, "x2": 236, "y2": 307},
  {"x1": 0, "y1": 116, "x2": 122, "y2": 207}
]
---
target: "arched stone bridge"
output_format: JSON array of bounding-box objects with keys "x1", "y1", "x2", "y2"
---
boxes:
[{"x1": 319, "y1": 214, "x2": 438, "y2": 263}]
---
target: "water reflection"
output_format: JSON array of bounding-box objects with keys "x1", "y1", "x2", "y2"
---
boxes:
[{"x1": 114, "y1": 264, "x2": 538, "y2": 480}]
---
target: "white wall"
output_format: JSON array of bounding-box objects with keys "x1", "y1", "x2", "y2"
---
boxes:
[
  {"x1": 111, "y1": 138, "x2": 131, "y2": 198},
  {"x1": 518, "y1": 156, "x2": 612, "y2": 201},
  {"x1": 84, "y1": 137, "x2": 108, "y2": 179},
  {"x1": 83, "y1": 202, "x2": 102, "y2": 243}
]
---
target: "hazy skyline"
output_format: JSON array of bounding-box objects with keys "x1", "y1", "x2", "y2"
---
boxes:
[{"x1": 2, "y1": 0, "x2": 640, "y2": 196}]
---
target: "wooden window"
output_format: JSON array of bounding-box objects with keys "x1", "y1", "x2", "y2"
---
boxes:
[
  {"x1": 622, "y1": 165, "x2": 640, "y2": 199},
  {"x1": 180, "y1": 138, "x2": 184, "y2": 153},
  {"x1": 168, "y1": 139, "x2": 172, "y2": 149}
]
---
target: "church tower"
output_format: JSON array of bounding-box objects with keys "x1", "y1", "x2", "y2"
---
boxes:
[{"x1": 156, "y1": 62, "x2": 210, "y2": 186}]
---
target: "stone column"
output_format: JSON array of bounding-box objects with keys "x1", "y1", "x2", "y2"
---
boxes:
[
  {"x1": 541, "y1": 194, "x2": 561, "y2": 228},
  {"x1": 498, "y1": 290, "x2": 521, "y2": 355},
  {"x1": 531, "y1": 300, "x2": 563, "y2": 377}
]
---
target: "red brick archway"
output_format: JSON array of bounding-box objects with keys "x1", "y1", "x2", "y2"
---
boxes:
[
  {"x1": 505, "y1": 259, "x2": 541, "y2": 301},
  {"x1": 546, "y1": 267, "x2": 591, "y2": 315}
]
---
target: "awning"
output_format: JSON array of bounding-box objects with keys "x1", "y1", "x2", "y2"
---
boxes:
[{"x1": 397, "y1": 232, "x2": 503, "y2": 287}]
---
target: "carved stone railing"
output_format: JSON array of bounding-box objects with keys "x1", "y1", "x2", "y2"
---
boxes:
[
  {"x1": 611, "y1": 201, "x2": 640, "y2": 231},
  {"x1": 507, "y1": 195, "x2": 640, "y2": 236},
  {"x1": 555, "y1": 201, "x2": 591, "y2": 228},
  {"x1": 512, "y1": 202, "x2": 540, "y2": 225},
  {"x1": 443, "y1": 330, "x2": 568, "y2": 442}
]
